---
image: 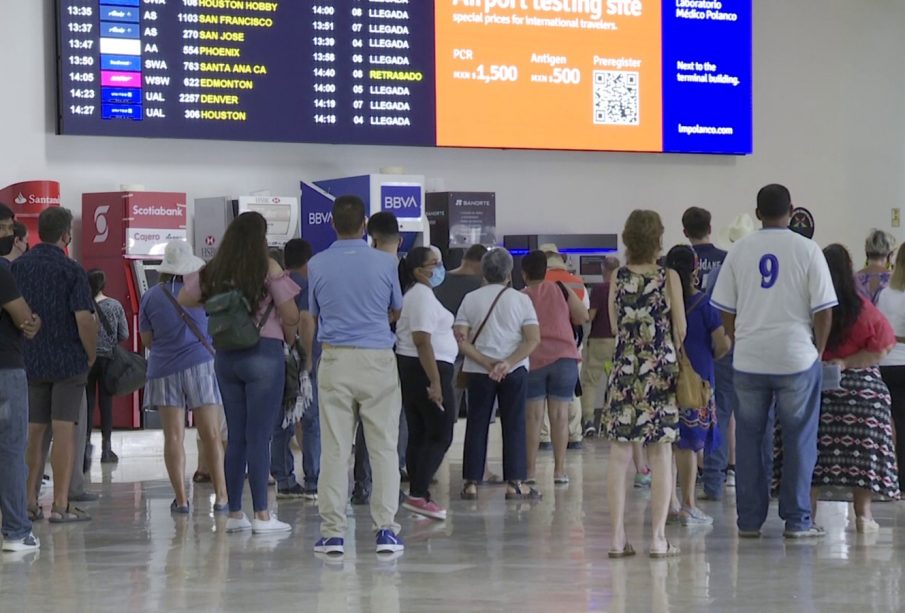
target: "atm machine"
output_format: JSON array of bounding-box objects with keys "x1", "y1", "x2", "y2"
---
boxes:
[
  {"x1": 503, "y1": 233, "x2": 618, "y2": 289},
  {"x1": 81, "y1": 191, "x2": 188, "y2": 429},
  {"x1": 193, "y1": 195, "x2": 301, "y2": 260},
  {"x1": 300, "y1": 174, "x2": 428, "y2": 256}
]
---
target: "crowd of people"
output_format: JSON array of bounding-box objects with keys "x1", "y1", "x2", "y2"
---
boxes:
[{"x1": 0, "y1": 183, "x2": 903, "y2": 560}]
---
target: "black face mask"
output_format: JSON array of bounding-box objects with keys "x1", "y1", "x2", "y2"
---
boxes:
[{"x1": 0, "y1": 235, "x2": 14, "y2": 257}]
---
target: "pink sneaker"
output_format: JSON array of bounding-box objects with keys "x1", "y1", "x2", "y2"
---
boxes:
[{"x1": 402, "y1": 496, "x2": 447, "y2": 521}]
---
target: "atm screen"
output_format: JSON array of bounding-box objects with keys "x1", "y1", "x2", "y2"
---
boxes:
[{"x1": 580, "y1": 256, "x2": 605, "y2": 277}]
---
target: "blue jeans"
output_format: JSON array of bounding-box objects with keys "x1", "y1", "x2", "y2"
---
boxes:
[
  {"x1": 270, "y1": 370, "x2": 320, "y2": 491},
  {"x1": 0, "y1": 369, "x2": 31, "y2": 540},
  {"x1": 702, "y1": 355, "x2": 736, "y2": 496},
  {"x1": 463, "y1": 368, "x2": 528, "y2": 482},
  {"x1": 733, "y1": 360, "x2": 821, "y2": 533},
  {"x1": 216, "y1": 339, "x2": 285, "y2": 513}
]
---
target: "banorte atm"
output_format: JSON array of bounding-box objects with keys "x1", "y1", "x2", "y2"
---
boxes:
[
  {"x1": 81, "y1": 192, "x2": 188, "y2": 429},
  {"x1": 300, "y1": 174, "x2": 427, "y2": 255},
  {"x1": 193, "y1": 196, "x2": 300, "y2": 260}
]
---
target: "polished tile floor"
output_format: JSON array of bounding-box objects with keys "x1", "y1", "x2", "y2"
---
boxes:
[{"x1": 2, "y1": 425, "x2": 904, "y2": 612}]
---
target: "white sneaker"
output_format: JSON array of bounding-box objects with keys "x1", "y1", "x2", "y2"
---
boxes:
[
  {"x1": 253, "y1": 516, "x2": 292, "y2": 534},
  {"x1": 225, "y1": 513, "x2": 252, "y2": 533},
  {"x1": 2, "y1": 533, "x2": 40, "y2": 552}
]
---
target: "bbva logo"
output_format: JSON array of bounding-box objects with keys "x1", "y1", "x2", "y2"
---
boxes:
[
  {"x1": 383, "y1": 196, "x2": 418, "y2": 209},
  {"x1": 94, "y1": 206, "x2": 111, "y2": 243},
  {"x1": 308, "y1": 211, "x2": 332, "y2": 225}
]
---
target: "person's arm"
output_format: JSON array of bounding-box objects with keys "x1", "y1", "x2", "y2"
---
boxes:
[
  {"x1": 711, "y1": 326, "x2": 732, "y2": 360},
  {"x1": 608, "y1": 278, "x2": 617, "y2": 334},
  {"x1": 489, "y1": 324, "x2": 541, "y2": 382},
  {"x1": 413, "y1": 331, "x2": 444, "y2": 407},
  {"x1": 278, "y1": 299, "x2": 301, "y2": 344},
  {"x1": 565, "y1": 286, "x2": 590, "y2": 325},
  {"x1": 116, "y1": 303, "x2": 129, "y2": 342},
  {"x1": 720, "y1": 312, "x2": 736, "y2": 342},
  {"x1": 666, "y1": 269, "x2": 687, "y2": 347},
  {"x1": 2, "y1": 298, "x2": 41, "y2": 339},
  {"x1": 76, "y1": 310, "x2": 98, "y2": 367},
  {"x1": 299, "y1": 311, "x2": 316, "y2": 372},
  {"x1": 812, "y1": 309, "x2": 833, "y2": 356},
  {"x1": 178, "y1": 271, "x2": 203, "y2": 308},
  {"x1": 454, "y1": 324, "x2": 496, "y2": 372},
  {"x1": 588, "y1": 308, "x2": 598, "y2": 322},
  {"x1": 140, "y1": 331, "x2": 153, "y2": 349}
]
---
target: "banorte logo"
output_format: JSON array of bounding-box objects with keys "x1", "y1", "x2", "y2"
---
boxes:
[{"x1": 93, "y1": 206, "x2": 111, "y2": 243}]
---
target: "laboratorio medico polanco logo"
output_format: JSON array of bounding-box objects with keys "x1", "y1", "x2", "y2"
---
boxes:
[{"x1": 94, "y1": 205, "x2": 110, "y2": 243}]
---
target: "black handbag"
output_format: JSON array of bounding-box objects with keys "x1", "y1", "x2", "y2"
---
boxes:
[{"x1": 95, "y1": 301, "x2": 147, "y2": 396}]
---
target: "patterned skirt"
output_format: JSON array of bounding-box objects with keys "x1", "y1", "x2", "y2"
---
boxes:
[{"x1": 773, "y1": 366, "x2": 899, "y2": 501}]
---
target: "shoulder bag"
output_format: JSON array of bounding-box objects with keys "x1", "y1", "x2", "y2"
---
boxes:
[
  {"x1": 204, "y1": 289, "x2": 275, "y2": 352},
  {"x1": 96, "y1": 300, "x2": 148, "y2": 396},
  {"x1": 159, "y1": 284, "x2": 215, "y2": 357},
  {"x1": 457, "y1": 286, "x2": 509, "y2": 388},
  {"x1": 675, "y1": 292, "x2": 712, "y2": 409}
]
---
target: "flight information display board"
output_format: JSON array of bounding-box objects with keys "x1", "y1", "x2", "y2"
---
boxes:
[{"x1": 57, "y1": 1, "x2": 753, "y2": 154}]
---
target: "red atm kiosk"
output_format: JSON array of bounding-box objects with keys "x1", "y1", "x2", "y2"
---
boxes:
[
  {"x1": 0, "y1": 180, "x2": 62, "y2": 247},
  {"x1": 81, "y1": 192, "x2": 187, "y2": 429}
]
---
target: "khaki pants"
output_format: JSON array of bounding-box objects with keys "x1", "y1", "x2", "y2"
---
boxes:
[
  {"x1": 580, "y1": 338, "x2": 616, "y2": 422},
  {"x1": 318, "y1": 346, "x2": 402, "y2": 537}
]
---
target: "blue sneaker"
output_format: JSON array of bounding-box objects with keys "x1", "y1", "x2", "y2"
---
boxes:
[
  {"x1": 314, "y1": 537, "x2": 344, "y2": 555},
  {"x1": 375, "y1": 530, "x2": 405, "y2": 554}
]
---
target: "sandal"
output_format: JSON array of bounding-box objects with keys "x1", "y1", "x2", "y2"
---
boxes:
[
  {"x1": 553, "y1": 475, "x2": 570, "y2": 485},
  {"x1": 192, "y1": 471, "x2": 211, "y2": 484},
  {"x1": 460, "y1": 481, "x2": 478, "y2": 500},
  {"x1": 505, "y1": 481, "x2": 543, "y2": 501},
  {"x1": 49, "y1": 505, "x2": 91, "y2": 523},
  {"x1": 170, "y1": 499, "x2": 190, "y2": 514},
  {"x1": 28, "y1": 505, "x2": 44, "y2": 522},
  {"x1": 608, "y1": 543, "x2": 636, "y2": 559},
  {"x1": 649, "y1": 542, "x2": 680, "y2": 559}
]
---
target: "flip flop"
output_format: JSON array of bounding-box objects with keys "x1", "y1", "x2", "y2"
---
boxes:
[
  {"x1": 608, "y1": 543, "x2": 636, "y2": 559},
  {"x1": 505, "y1": 482, "x2": 543, "y2": 501},
  {"x1": 27, "y1": 506, "x2": 44, "y2": 522},
  {"x1": 49, "y1": 505, "x2": 91, "y2": 523},
  {"x1": 649, "y1": 542, "x2": 680, "y2": 559},
  {"x1": 192, "y1": 471, "x2": 211, "y2": 484}
]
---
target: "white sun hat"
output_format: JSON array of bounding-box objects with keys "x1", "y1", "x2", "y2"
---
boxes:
[
  {"x1": 158, "y1": 240, "x2": 206, "y2": 276},
  {"x1": 715, "y1": 214, "x2": 757, "y2": 251}
]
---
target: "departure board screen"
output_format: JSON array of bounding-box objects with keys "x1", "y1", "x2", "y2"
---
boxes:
[{"x1": 57, "y1": 1, "x2": 753, "y2": 154}]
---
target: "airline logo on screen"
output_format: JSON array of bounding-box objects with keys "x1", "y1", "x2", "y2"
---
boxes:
[{"x1": 380, "y1": 184, "x2": 422, "y2": 219}]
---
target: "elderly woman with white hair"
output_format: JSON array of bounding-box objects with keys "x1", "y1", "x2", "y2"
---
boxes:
[
  {"x1": 455, "y1": 249, "x2": 541, "y2": 501},
  {"x1": 857, "y1": 229, "x2": 897, "y2": 303}
]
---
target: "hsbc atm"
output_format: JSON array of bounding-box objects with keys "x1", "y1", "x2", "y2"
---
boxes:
[
  {"x1": 300, "y1": 173, "x2": 427, "y2": 255},
  {"x1": 193, "y1": 195, "x2": 300, "y2": 260},
  {"x1": 81, "y1": 192, "x2": 188, "y2": 429}
]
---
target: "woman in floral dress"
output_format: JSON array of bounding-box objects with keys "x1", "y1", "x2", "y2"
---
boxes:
[{"x1": 605, "y1": 210, "x2": 686, "y2": 559}]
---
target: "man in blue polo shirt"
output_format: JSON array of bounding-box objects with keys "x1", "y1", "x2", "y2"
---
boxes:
[{"x1": 309, "y1": 196, "x2": 404, "y2": 556}]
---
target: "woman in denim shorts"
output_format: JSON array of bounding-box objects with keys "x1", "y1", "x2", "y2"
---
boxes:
[
  {"x1": 139, "y1": 240, "x2": 227, "y2": 514},
  {"x1": 520, "y1": 251, "x2": 588, "y2": 485}
]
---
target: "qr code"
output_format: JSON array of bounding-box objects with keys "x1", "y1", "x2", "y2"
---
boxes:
[{"x1": 593, "y1": 71, "x2": 639, "y2": 125}]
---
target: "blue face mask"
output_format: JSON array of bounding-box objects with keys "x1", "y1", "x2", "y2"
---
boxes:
[{"x1": 429, "y1": 264, "x2": 446, "y2": 288}]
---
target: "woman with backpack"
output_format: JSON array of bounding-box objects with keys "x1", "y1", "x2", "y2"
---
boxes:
[
  {"x1": 519, "y1": 250, "x2": 589, "y2": 486},
  {"x1": 665, "y1": 245, "x2": 731, "y2": 527},
  {"x1": 180, "y1": 212, "x2": 300, "y2": 534},
  {"x1": 86, "y1": 268, "x2": 129, "y2": 466},
  {"x1": 139, "y1": 241, "x2": 228, "y2": 515}
]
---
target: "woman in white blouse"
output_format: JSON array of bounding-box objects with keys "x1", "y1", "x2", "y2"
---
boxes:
[{"x1": 396, "y1": 247, "x2": 458, "y2": 520}]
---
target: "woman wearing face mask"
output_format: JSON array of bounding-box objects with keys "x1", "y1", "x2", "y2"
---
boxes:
[{"x1": 395, "y1": 247, "x2": 457, "y2": 520}]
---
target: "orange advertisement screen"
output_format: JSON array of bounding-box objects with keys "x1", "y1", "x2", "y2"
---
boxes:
[{"x1": 436, "y1": 0, "x2": 663, "y2": 151}]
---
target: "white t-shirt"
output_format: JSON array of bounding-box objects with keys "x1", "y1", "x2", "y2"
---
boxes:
[
  {"x1": 876, "y1": 287, "x2": 905, "y2": 366},
  {"x1": 711, "y1": 228, "x2": 837, "y2": 375},
  {"x1": 396, "y1": 283, "x2": 458, "y2": 365},
  {"x1": 455, "y1": 285, "x2": 539, "y2": 374}
]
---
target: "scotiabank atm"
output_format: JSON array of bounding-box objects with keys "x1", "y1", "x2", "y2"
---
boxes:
[{"x1": 81, "y1": 192, "x2": 188, "y2": 429}]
